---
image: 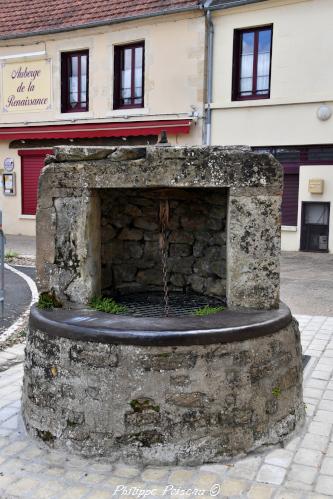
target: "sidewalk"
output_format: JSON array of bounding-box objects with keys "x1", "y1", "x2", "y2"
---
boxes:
[
  {"x1": 5, "y1": 235, "x2": 36, "y2": 258},
  {"x1": 0, "y1": 315, "x2": 332, "y2": 498}
]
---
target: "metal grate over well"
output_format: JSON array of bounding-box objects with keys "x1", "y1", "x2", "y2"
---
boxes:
[{"x1": 114, "y1": 291, "x2": 226, "y2": 318}]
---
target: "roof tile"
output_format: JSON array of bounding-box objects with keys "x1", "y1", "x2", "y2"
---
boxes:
[{"x1": 0, "y1": 0, "x2": 201, "y2": 39}]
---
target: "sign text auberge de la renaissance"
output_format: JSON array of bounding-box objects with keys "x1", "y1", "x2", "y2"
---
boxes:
[{"x1": 2, "y1": 60, "x2": 51, "y2": 112}]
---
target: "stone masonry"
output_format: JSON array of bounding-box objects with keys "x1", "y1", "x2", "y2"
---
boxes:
[
  {"x1": 22, "y1": 318, "x2": 304, "y2": 466},
  {"x1": 100, "y1": 188, "x2": 227, "y2": 297},
  {"x1": 21, "y1": 145, "x2": 304, "y2": 465},
  {"x1": 36, "y1": 145, "x2": 282, "y2": 309}
]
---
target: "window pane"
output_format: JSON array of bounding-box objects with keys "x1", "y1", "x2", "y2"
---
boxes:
[
  {"x1": 242, "y1": 32, "x2": 254, "y2": 55},
  {"x1": 257, "y1": 30, "x2": 271, "y2": 94},
  {"x1": 258, "y1": 29, "x2": 272, "y2": 54},
  {"x1": 305, "y1": 204, "x2": 329, "y2": 225},
  {"x1": 135, "y1": 46, "x2": 143, "y2": 68},
  {"x1": 69, "y1": 56, "x2": 78, "y2": 107},
  {"x1": 80, "y1": 56, "x2": 87, "y2": 103},
  {"x1": 240, "y1": 32, "x2": 254, "y2": 95},
  {"x1": 256, "y1": 57, "x2": 270, "y2": 93},
  {"x1": 121, "y1": 48, "x2": 132, "y2": 104},
  {"x1": 134, "y1": 46, "x2": 143, "y2": 103}
]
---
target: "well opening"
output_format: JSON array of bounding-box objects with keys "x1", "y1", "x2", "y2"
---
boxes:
[{"x1": 100, "y1": 187, "x2": 227, "y2": 316}]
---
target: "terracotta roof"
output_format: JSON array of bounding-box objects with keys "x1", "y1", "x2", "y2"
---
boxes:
[{"x1": 0, "y1": 0, "x2": 202, "y2": 40}]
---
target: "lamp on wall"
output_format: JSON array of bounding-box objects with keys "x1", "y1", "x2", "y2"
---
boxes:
[{"x1": 317, "y1": 105, "x2": 332, "y2": 122}]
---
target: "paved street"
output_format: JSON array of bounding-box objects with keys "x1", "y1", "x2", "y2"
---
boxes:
[
  {"x1": 0, "y1": 267, "x2": 32, "y2": 335},
  {"x1": 0, "y1": 315, "x2": 332, "y2": 498},
  {"x1": 281, "y1": 252, "x2": 333, "y2": 316},
  {"x1": 5, "y1": 235, "x2": 36, "y2": 258}
]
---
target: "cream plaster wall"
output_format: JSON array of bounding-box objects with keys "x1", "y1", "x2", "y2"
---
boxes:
[
  {"x1": 281, "y1": 227, "x2": 299, "y2": 252},
  {"x1": 0, "y1": 142, "x2": 36, "y2": 236},
  {"x1": 211, "y1": 0, "x2": 333, "y2": 147},
  {"x1": 0, "y1": 12, "x2": 205, "y2": 128},
  {"x1": 0, "y1": 12, "x2": 205, "y2": 235}
]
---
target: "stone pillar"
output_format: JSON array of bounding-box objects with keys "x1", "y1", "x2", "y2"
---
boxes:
[
  {"x1": 227, "y1": 188, "x2": 281, "y2": 310},
  {"x1": 37, "y1": 188, "x2": 101, "y2": 304}
]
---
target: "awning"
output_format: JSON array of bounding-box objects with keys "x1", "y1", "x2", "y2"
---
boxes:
[{"x1": 0, "y1": 119, "x2": 192, "y2": 141}]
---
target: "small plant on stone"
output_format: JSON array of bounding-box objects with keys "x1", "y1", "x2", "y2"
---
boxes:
[
  {"x1": 89, "y1": 296, "x2": 128, "y2": 315},
  {"x1": 194, "y1": 305, "x2": 225, "y2": 316},
  {"x1": 272, "y1": 387, "x2": 282, "y2": 398},
  {"x1": 37, "y1": 292, "x2": 62, "y2": 310},
  {"x1": 5, "y1": 250, "x2": 19, "y2": 261}
]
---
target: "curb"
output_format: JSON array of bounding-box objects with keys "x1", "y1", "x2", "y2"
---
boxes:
[{"x1": 0, "y1": 264, "x2": 38, "y2": 345}]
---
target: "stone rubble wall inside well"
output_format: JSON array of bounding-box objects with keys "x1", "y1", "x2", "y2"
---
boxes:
[{"x1": 100, "y1": 188, "x2": 228, "y2": 298}]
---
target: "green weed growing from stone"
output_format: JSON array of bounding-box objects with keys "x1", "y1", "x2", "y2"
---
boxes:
[
  {"x1": 37, "y1": 292, "x2": 62, "y2": 310},
  {"x1": 194, "y1": 305, "x2": 225, "y2": 316},
  {"x1": 89, "y1": 296, "x2": 128, "y2": 315},
  {"x1": 272, "y1": 387, "x2": 282, "y2": 398},
  {"x1": 5, "y1": 250, "x2": 19, "y2": 261}
]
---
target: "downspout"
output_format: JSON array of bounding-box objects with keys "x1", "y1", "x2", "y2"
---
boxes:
[{"x1": 204, "y1": 2, "x2": 214, "y2": 145}]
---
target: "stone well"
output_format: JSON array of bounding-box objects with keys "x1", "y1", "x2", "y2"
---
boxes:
[{"x1": 22, "y1": 145, "x2": 305, "y2": 465}]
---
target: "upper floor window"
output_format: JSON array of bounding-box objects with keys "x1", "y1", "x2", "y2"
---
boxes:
[
  {"x1": 232, "y1": 26, "x2": 272, "y2": 101},
  {"x1": 61, "y1": 50, "x2": 89, "y2": 112},
  {"x1": 113, "y1": 42, "x2": 144, "y2": 109}
]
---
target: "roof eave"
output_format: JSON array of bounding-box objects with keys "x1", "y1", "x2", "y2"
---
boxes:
[{"x1": 0, "y1": 4, "x2": 203, "y2": 41}]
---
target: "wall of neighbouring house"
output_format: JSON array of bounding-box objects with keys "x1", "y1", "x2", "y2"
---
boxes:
[
  {"x1": 211, "y1": 0, "x2": 333, "y2": 147},
  {"x1": 210, "y1": 0, "x2": 333, "y2": 252}
]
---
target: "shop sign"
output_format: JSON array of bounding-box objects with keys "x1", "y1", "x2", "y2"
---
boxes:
[{"x1": 2, "y1": 59, "x2": 52, "y2": 113}]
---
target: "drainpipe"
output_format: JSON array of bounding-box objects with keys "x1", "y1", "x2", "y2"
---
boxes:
[{"x1": 204, "y1": 2, "x2": 214, "y2": 145}]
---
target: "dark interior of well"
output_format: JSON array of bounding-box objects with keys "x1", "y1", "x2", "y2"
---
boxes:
[{"x1": 99, "y1": 188, "x2": 228, "y2": 308}]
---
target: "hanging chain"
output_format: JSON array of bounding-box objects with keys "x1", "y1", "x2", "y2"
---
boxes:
[{"x1": 159, "y1": 199, "x2": 170, "y2": 317}]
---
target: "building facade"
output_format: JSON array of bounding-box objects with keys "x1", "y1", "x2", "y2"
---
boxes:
[
  {"x1": 1, "y1": 0, "x2": 332, "y2": 253},
  {"x1": 208, "y1": 0, "x2": 333, "y2": 253},
  {"x1": 0, "y1": 1, "x2": 205, "y2": 235}
]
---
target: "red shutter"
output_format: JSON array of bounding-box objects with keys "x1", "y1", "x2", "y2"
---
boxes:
[
  {"x1": 282, "y1": 173, "x2": 299, "y2": 226},
  {"x1": 19, "y1": 150, "x2": 52, "y2": 215}
]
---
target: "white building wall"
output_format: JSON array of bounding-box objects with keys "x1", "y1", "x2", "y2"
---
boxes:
[
  {"x1": 211, "y1": 0, "x2": 333, "y2": 147},
  {"x1": 210, "y1": 0, "x2": 333, "y2": 252}
]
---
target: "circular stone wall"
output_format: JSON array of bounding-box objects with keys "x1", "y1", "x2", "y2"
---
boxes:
[{"x1": 22, "y1": 306, "x2": 305, "y2": 466}]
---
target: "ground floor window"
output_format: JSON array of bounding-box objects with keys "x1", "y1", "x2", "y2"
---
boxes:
[
  {"x1": 19, "y1": 150, "x2": 52, "y2": 215},
  {"x1": 300, "y1": 202, "x2": 330, "y2": 252}
]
